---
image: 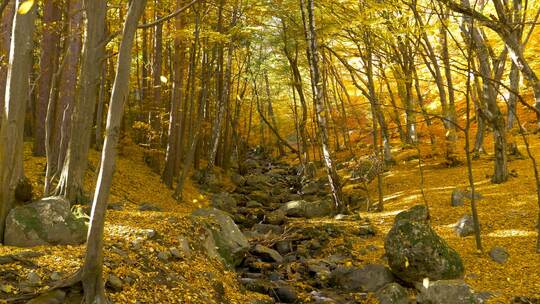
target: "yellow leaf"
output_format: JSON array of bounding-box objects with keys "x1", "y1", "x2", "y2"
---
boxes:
[
  {"x1": 17, "y1": 0, "x2": 34, "y2": 15},
  {"x1": 160, "y1": 76, "x2": 168, "y2": 84},
  {"x1": 405, "y1": 257, "x2": 409, "y2": 268}
]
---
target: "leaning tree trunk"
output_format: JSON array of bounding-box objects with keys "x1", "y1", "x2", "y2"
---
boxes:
[
  {"x1": 55, "y1": 0, "x2": 107, "y2": 203},
  {"x1": 81, "y1": 1, "x2": 146, "y2": 302},
  {"x1": 303, "y1": 0, "x2": 344, "y2": 212},
  {"x1": 0, "y1": 0, "x2": 37, "y2": 243}
]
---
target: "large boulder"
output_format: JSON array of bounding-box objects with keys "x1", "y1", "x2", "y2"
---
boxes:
[
  {"x1": 385, "y1": 205, "x2": 464, "y2": 284},
  {"x1": 280, "y1": 200, "x2": 334, "y2": 218},
  {"x1": 192, "y1": 208, "x2": 249, "y2": 267},
  {"x1": 329, "y1": 264, "x2": 395, "y2": 292},
  {"x1": 4, "y1": 197, "x2": 87, "y2": 247},
  {"x1": 417, "y1": 280, "x2": 476, "y2": 304}
]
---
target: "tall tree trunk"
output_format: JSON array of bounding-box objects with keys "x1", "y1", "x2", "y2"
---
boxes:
[
  {"x1": 34, "y1": 0, "x2": 62, "y2": 156},
  {"x1": 81, "y1": 1, "x2": 146, "y2": 302},
  {"x1": 0, "y1": 0, "x2": 37, "y2": 243},
  {"x1": 55, "y1": 0, "x2": 107, "y2": 203},
  {"x1": 302, "y1": 0, "x2": 344, "y2": 212},
  {"x1": 0, "y1": 1, "x2": 14, "y2": 124},
  {"x1": 162, "y1": 1, "x2": 187, "y2": 188}
]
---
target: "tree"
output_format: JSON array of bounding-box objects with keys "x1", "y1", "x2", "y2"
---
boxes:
[
  {"x1": 81, "y1": 0, "x2": 146, "y2": 301},
  {"x1": 34, "y1": 0, "x2": 62, "y2": 156},
  {"x1": 302, "y1": 0, "x2": 344, "y2": 212},
  {"x1": 0, "y1": 0, "x2": 37, "y2": 242},
  {"x1": 55, "y1": 0, "x2": 107, "y2": 203}
]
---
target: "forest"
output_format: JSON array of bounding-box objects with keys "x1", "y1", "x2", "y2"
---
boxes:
[{"x1": 0, "y1": 0, "x2": 539, "y2": 303}]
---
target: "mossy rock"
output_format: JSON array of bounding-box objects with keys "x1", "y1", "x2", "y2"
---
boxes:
[
  {"x1": 4, "y1": 197, "x2": 88, "y2": 247},
  {"x1": 192, "y1": 208, "x2": 249, "y2": 267},
  {"x1": 385, "y1": 205, "x2": 464, "y2": 283}
]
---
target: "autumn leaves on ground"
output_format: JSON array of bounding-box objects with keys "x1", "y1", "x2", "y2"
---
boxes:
[{"x1": 0, "y1": 133, "x2": 537, "y2": 303}]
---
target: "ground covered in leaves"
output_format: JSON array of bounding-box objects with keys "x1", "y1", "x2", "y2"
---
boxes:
[{"x1": 0, "y1": 132, "x2": 539, "y2": 303}]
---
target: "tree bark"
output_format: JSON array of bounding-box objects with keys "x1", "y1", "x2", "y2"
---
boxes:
[
  {"x1": 34, "y1": 0, "x2": 62, "y2": 156},
  {"x1": 81, "y1": 1, "x2": 146, "y2": 302},
  {"x1": 302, "y1": 0, "x2": 344, "y2": 212},
  {"x1": 55, "y1": 0, "x2": 107, "y2": 203},
  {"x1": 0, "y1": 0, "x2": 37, "y2": 243}
]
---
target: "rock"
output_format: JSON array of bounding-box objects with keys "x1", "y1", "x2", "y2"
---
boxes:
[
  {"x1": 192, "y1": 208, "x2": 249, "y2": 267},
  {"x1": 252, "y1": 224, "x2": 283, "y2": 235},
  {"x1": 302, "y1": 181, "x2": 323, "y2": 195},
  {"x1": 158, "y1": 251, "x2": 172, "y2": 262},
  {"x1": 385, "y1": 205, "x2": 464, "y2": 283},
  {"x1": 253, "y1": 244, "x2": 284, "y2": 263},
  {"x1": 451, "y1": 189, "x2": 466, "y2": 207},
  {"x1": 15, "y1": 177, "x2": 33, "y2": 203},
  {"x1": 358, "y1": 223, "x2": 376, "y2": 237},
  {"x1": 177, "y1": 236, "x2": 192, "y2": 257},
  {"x1": 512, "y1": 296, "x2": 540, "y2": 304},
  {"x1": 138, "y1": 203, "x2": 162, "y2": 212},
  {"x1": 231, "y1": 173, "x2": 247, "y2": 186},
  {"x1": 107, "y1": 274, "x2": 124, "y2": 291},
  {"x1": 475, "y1": 291, "x2": 494, "y2": 303},
  {"x1": 489, "y1": 247, "x2": 509, "y2": 264},
  {"x1": 306, "y1": 260, "x2": 331, "y2": 280},
  {"x1": 246, "y1": 174, "x2": 271, "y2": 189},
  {"x1": 50, "y1": 272, "x2": 62, "y2": 281},
  {"x1": 376, "y1": 283, "x2": 410, "y2": 304},
  {"x1": 330, "y1": 264, "x2": 395, "y2": 292},
  {"x1": 275, "y1": 241, "x2": 292, "y2": 255},
  {"x1": 417, "y1": 280, "x2": 476, "y2": 304},
  {"x1": 142, "y1": 229, "x2": 157, "y2": 239},
  {"x1": 281, "y1": 199, "x2": 334, "y2": 218},
  {"x1": 455, "y1": 214, "x2": 475, "y2": 237},
  {"x1": 211, "y1": 192, "x2": 238, "y2": 212},
  {"x1": 248, "y1": 191, "x2": 271, "y2": 205},
  {"x1": 266, "y1": 209, "x2": 287, "y2": 225},
  {"x1": 27, "y1": 290, "x2": 66, "y2": 304},
  {"x1": 4, "y1": 196, "x2": 88, "y2": 247},
  {"x1": 272, "y1": 285, "x2": 298, "y2": 303},
  {"x1": 246, "y1": 201, "x2": 263, "y2": 208},
  {"x1": 27, "y1": 271, "x2": 41, "y2": 286}
]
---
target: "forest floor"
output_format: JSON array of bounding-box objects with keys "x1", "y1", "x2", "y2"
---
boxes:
[{"x1": 0, "y1": 132, "x2": 539, "y2": 303}]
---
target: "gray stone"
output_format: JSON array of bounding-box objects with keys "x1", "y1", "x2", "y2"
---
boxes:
[
  {"x1": 266, "y1": 209, "x2": 287, "y2": 225},
  {"x1": 158, "y1": 251, "x2": 172, "y2": 262},
  {"x1": 455, "y1": 214, "x2": 475, "y2": 237},
  {"x1": 192, "y1": 208, "x2": 249, "y2": 267},
  {"x1": 211, "y1": 192, "x2": 237, "y2": 212},
  {"x1": 4, "y1": 196, "x2": 88, "y2": 247},
  {"x1": 417, "y1": 280, "x2": 476, "y2": 304},
  {"x1": 50, "y1": 272, "x2": 62, "y2": 281},
  {"x1": 252, "y1": 224, "x2": 283, "y2": 235},
  {"x1": 489, "y1": 247, "x2": 509, "y2": 264},
  {"x1": 376, "y1": 283, "x2": 410, "y2": 304},
  {"x1": 273, "y1": 285, "x2": 298, "y2": 303},
  {"x1": 107, "y1": 274, "x2": 124, "y2": 291},
  {"x1": 330, "y1": 264, "x2": 395, "y2": 292},
  {"x1": 15, "y1": 177, "x2": 33, "y2": 203},
  {"x1": 385, "y1": 205, "x2": 464, "y2": 284},
  {"x1": 231, "y1": 173, "x2": 247, "y2": 186},
  {"x1": 27, "y1": 290, "x2": 66, "y2": 304},
  {"x1": 253, "y1": 244, "x2": 284, "y2": 263},
  {"x1": 281, "y1": 199, "x2": 334, "y2": 218},
  {"x1": 27, "y1": 271, "x2": 41, "y2": 286},
  {"x1": 138, "y1": 202, "x2": 162, "y2": 212},
  {"x1": 177, "y1": 236, "x2": 191, "y2": 257},
  {"x1": 246, "y1": 201, "x2": 263, "y2": 208},
  {"x1": 451, "y1": 189, "x2": 466, "y2": 207}
]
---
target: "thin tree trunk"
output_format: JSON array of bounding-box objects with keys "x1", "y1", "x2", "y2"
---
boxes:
[
  {"x1": 303, "y1": 0, "x2": 344, "y2": 212},
  {"x1": 81, "y1": 1, "x2": 146, "y2": 302}
]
